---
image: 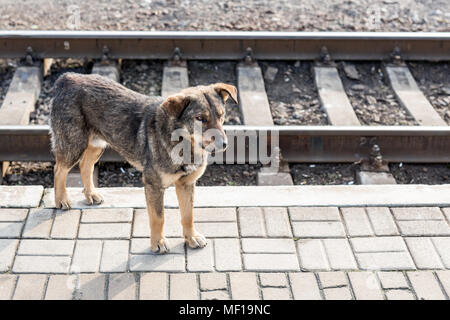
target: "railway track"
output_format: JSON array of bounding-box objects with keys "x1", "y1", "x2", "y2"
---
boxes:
[{"x1": 0, "y1": 31, "x2": 449, "y2": 186}]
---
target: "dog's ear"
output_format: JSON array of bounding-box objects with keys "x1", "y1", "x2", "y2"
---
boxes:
[
  {"x1": 213, "y1": 83, "x2": 238, "y2": 104},
  {"x1": 161, "y1": 94, "x2": 190, "y2": 118}
]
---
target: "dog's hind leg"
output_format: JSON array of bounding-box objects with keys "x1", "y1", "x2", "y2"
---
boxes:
[
  {"x1": 80, "y1": 143, "x2": 105, "y2": 205},
  {"x1": 54, "y1": 157, "x2": 75, "y2": 210}
]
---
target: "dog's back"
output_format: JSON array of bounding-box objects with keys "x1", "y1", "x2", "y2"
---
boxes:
[{"x1": 50, "y1": 72, "x2": 163, "y2": 167}]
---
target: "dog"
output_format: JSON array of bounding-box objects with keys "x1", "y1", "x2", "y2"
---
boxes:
[{"x1": 50, "y1": 72, "x2": 237, "y2": 253}]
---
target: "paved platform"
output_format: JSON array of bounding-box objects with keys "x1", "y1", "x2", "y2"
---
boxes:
[{"x1": 0, "y1": 185, "x2": 449, "y2": 300}]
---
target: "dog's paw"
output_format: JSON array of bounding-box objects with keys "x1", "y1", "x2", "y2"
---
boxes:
[
  {"x1": 150, "y1": 237, "x2": 170, "y2": 254},
  {"x1": 84, "y1": 191, "x2": 104, "y2": 205},
  {"x1": 185, "y1": 232, "x2": 207, "y2": 249},
  {"x1": 55, "y1": 197, "x2": 72, "y2": 210}
]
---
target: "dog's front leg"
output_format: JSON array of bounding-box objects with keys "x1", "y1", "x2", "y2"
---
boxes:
[
  {"x1": 175, "y1": 181, "x2": 207, "y2": 248},
  {"x1": 144, "y1": 184, "x2": 169, "y2": 254}
]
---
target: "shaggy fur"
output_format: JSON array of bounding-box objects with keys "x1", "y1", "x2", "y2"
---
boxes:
[{"x1": 50, "y1": 72, "x2": 237, "y2": 253}]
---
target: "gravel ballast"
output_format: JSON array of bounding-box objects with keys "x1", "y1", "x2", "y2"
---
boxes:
[
  {"x1": 338, "y1": 62, "x2": 417, "y2": 126},
  {"x1": 262, "y1": 61, "x2": 328, "y2": 125},
  {"x1": 1, "y1": 0, "x2": 448, "y2": 32}
]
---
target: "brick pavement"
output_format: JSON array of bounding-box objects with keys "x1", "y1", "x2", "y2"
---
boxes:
[{"x1": 0, "y1": 186, "x2": 449, "y2": 300}]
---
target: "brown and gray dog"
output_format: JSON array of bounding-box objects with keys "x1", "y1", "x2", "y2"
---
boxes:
[{"x1": 50, "y1": 73, "x2": 237, "y2": 253}]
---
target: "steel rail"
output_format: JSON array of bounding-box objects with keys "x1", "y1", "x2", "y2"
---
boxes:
[
  {"x1": 0, "y1": 31, "x2": 449, "y2": 60},
  {"x1": 1, "y1": 125, "x2": 449, "y2": 163}
]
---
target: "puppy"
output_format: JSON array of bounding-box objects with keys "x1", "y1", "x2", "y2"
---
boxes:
[{"x1": 50, "y1": 73, "x2": 237, "y2": 253}]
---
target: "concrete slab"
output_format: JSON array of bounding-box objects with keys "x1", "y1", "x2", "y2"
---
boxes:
[
  {"x1": 0, "y1": 186, "x2": 44, "y2": 208},
  {"x1": 356, "y1": 171, "x2": 397, "y2": 185},
  {"x1": 385, "y1": 66, "x2": 446, "y2": 126},
  {"x1": 0, "y1": 66, "x2": 42, "y2": 125},
  {"x1": 41, "y1": 184, "x2": 450, "y2": 209},
  {"x1": 314, "y1": 66, "x2": 360, "y2": 126},
  {"x1": 237, "y1": 64, "x2": 274, "y2": 126},
  {"x1": 161, "y1": 65, "x2": 189, "y2": 98},
  {"x1": 257, "y1": 171, "x2": 293, "y2": 186}
]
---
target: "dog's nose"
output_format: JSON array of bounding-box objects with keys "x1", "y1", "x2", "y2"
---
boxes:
[{"x1": 222, "y1": 141, "x2": 228, "y2": 150}]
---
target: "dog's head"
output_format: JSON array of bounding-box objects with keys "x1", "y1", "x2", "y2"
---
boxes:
[{"x1": 162, "y1": 83, "x2": 238, "y2": 153}]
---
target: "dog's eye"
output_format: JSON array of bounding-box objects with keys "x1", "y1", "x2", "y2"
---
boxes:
[{"x1": 196, "y1": 116, "x2": 207, "y2": 123}]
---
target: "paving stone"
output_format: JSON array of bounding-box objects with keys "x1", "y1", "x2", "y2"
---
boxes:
[
  {"x1": 351, "y1": 236, "x2": 407, "y2": 252},
  {"x1": 170, "y1": 274, "x2": 199, "y2": 300},
  {"x1": 392, "y1": 207, "x2": 444, "y2": 220},
  {"x1": 241, "y1": 238, "x2": 296, "y2": 253},
  {"x1": 405, "y1": 238, "x2": 444, "y2": 269},
  {"x1": 378, "y1": 271, "x2": 409, "y2": 289},
  {"x1": 130, "y1": 254, "x2": 185, "y2": 272},
  {"x1": 13, "y1": 256, "x2": 71, "y2": 273},
  {"x1": 259, "y1": 273, "x2": 288, "y2": 287},
  {"x1": 356, "y1": 252, "x2": 415, "y2": 271},
  {"x1": 289, "y1": 207, "x2": 341, "y2": 221},
  {"x1": 162, "y1": 209, "x2": 183, "y2": 237},
  {"x1": 79, "y1": 223, "x2": 131, "y2": 239},
  {"x1": 318, "y1": 271, "x2": 347, "y2": 288},
  {"x1": 18, "y1": 239, "x2": 74, "y2": 255},
  {"x1": 262, "y1": 287, "x2": 291, "y2": 300},
  {"x1": 22, "y1": 208, "x2": 54, "y2": 238},
  {"x1": 341, "y1": 208, "x2": 374, "y2": 236},
  {"x1": 194, "y1": 208, "x2": 237, "y2": 222},
  {"x1": 0, "y1": 209, "x2": 28, "y2": 221},
  {"x1": 0, "y1": 275, "x2": 16, "y2": 300},
  {"x1": 0, "y1": 239, "x2": 18, "y2": 272},
  {"x1": 108, "y1": 273, "x2": 137, "y2": 300},
  {"x1": 407, "y1": 271, "x2": 446, "y2": 300},
  {"x1": 202, "y1": 290, "x2": 230, "y2": 300},
  {"x1": 397, "y1": 220, "x2": 450, "y2": 236},
  {"x1": 238, "y1": 207, "x2": 266, "y2": 237},
  {"x1": 200, "y1": 273, "x2": 228, "y2": 291},
  {"x1": 75, "y1": 274, "x2": 106, "y2": 300},
  {"x1": 243, "y1": 254, "x2": 299, "y2": 271},
  {"x1": 323, "y1": 239, "x2": 357, "y2": 270},
  {"x1": 196, "y1": 222, "x2": 238, "y2": 238},
  {"x1": 100, "y1": 240, "x2": 129, "y2": 272},
  {"x1": 71, "y1": 240, "x2": 103, "y2": 273},
  {"x1": 296, "y1": 239, "x2": 329, "y2": 270},
  {"x1": 81, "y1": 208, "x2": 133, "y2": 223},
  {"x1": 187, "y1": 244, "x2": 214, "y2": 272},
  {"x1": 0, "y1": 186, "x2": 43, "y2": 208},
  {"x1": 131, "y1": 238, "x2": 185, "y2": 255},
  {"x1": 366, "y1": 207, "x2": 399, "y2": 236},
  {"x1": 133, "y1": 209, "x2": 150, "y2": 237},
  {"x1": 214, "y1": 239, "x2": 242, "y2": 271},
  {"x1": 436, "y1": 271, "x2": 450, "y2": 298},
  {"x1": 45, "y1": 275, "x2": 76, "y2": 300},
  {"x1": 0, "y1": 222, "x2": 23, "y2": 238},
  {"x1": 13, "y1": 274, "x2": 47, "y2": 300},
  {"x1": 443, "y1": 208, "x2": 450, "y2": 222},
  {"x1": 289, "y1": 273, "x2": 322, "y2": 300},
  {"x1": 348, "y1": 272, "x2": 384, "y2": 300},
  {"x1": 385, "y1": 289, "x2": 415, "y2": 300},
  {"x1": 139, "y1": 273, "x2": 168, "y2": 300},
  {"x1": 229, "y1": 272, "x2": 260, "y2": 300},
  {"x1": 324, "y1": 287, "x2": 353, "y2": 300},
  {"x1": 431, "y1": 237, "x2": 450, "y2": 268},
  {"x1": 263, "y1": 207, "x2": 292, "y2": 237},
  {"x1": 292, "y1": 221, "x2": 346, "y2": 238},
  {"x1": 51, "y1": 210, "x2": 80, "y2": 239}
]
